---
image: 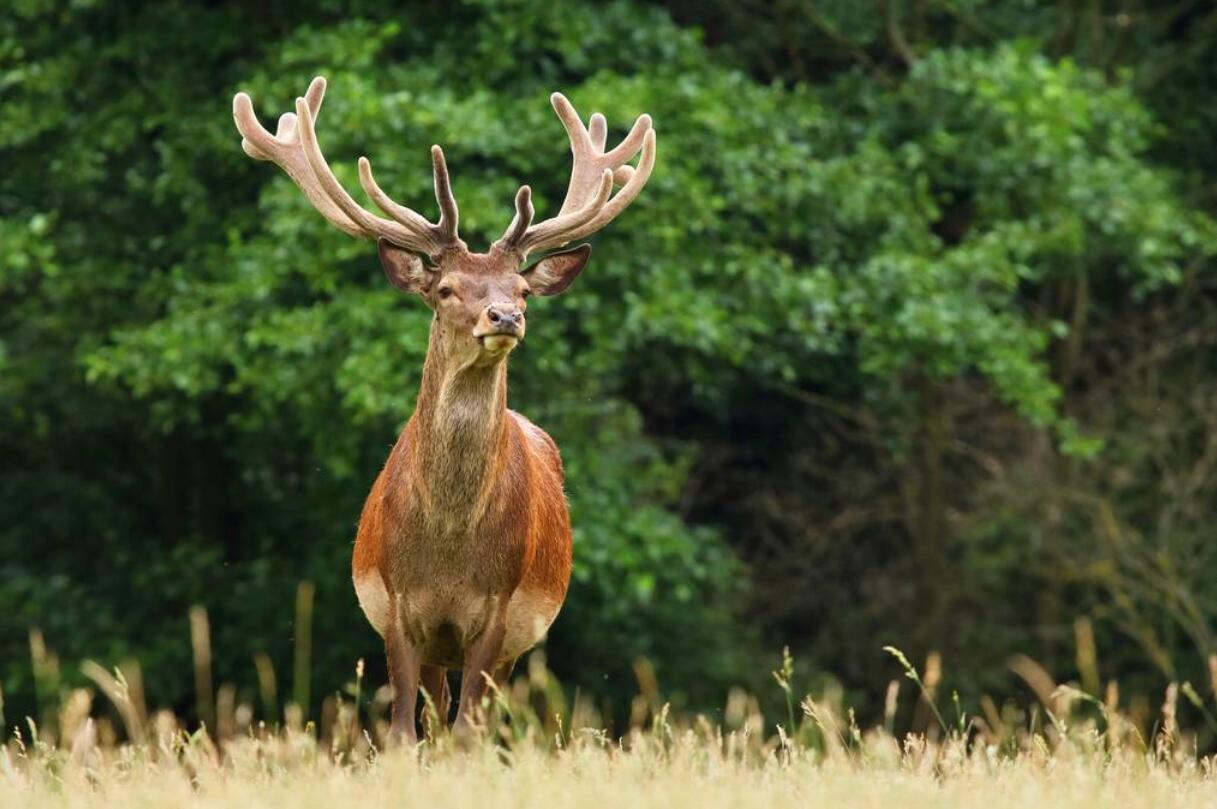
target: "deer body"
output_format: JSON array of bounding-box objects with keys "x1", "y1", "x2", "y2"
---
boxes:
[
  {"x1": 233, "y1": 77, "x2": 655, "y2": 743},
  {"x1": 352, "y1": 306, "x2": 572, "y2": 670}
]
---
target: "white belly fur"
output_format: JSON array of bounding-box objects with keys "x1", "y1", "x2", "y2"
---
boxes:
[
  {"x1": 502, "y1": 588, "x2": 562, "y2": 662},
  {"x1": 353, "y1": 573, "x2": 561, "y2": 664},
  {"x1": 353, "y1": 573, "x2": 392, "y2": 636}
]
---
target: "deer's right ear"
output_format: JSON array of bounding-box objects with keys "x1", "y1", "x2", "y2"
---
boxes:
[{"x1": 378, "y1": 238, "x2": 433, "y2": 295}]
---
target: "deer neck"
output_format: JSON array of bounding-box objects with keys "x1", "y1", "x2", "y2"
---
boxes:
[{"x1": 409, "y1": 319, "x2": 509, "y2": 521}]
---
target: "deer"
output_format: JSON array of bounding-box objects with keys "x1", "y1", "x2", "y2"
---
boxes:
[{"x1": 232, "y1": 77, "x2": 655, "y2": 744}]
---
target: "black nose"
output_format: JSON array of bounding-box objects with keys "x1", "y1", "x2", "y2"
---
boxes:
[{"x1": 486, "y1": 306, "x2": 522, "y2": 329}]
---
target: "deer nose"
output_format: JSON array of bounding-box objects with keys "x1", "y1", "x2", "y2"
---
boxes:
[{"x1": 486, "y1": 305, "x2": 523, "y2": 330}]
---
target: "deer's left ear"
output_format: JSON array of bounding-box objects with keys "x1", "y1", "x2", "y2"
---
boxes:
[{"x1": 521, "y1": 244, "x2": 592, "y2": 297}]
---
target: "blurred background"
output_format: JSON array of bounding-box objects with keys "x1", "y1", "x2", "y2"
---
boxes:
[{"x1": 3, "y1": 0, "x2": 1217, "y2": 734}]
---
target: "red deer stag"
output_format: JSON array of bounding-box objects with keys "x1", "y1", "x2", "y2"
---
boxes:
[{"x1": 232, "y1": 77, "x2": 655, "y2": 744}]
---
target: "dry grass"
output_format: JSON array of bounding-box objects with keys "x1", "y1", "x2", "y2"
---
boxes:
[
  {"x1": 5, "y1": 645, "x2": 1217, "y2": 808},
  {"x1": 3, "y1": 736, "x2": 1216, "y2": 809}
]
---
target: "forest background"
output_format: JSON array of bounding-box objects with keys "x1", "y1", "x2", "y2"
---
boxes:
[{"x1": 3, "y1": 0, "x2": 1216, "y2": 736}]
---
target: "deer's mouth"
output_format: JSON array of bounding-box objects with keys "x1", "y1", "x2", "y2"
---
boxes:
[{"x1": 478, "y1": 334, "x2": 520, "y2": 352}]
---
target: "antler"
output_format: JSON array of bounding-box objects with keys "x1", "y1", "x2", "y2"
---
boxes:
[
  {"x1": 495, "y1": 93, "x2": 656, "y2": 257},
  {"x1": 232, "y1": 76, "x2": 462, "y2": 256}
]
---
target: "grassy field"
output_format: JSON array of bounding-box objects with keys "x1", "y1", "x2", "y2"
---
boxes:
[
  {"x1": 4, "y1": 734, "x2": 1216, "y2": 809},
  {"x1": 4, "y1": 648, "x2": 1217, "y2": 808}
]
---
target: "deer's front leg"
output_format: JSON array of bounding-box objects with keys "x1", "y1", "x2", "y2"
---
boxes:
[
  {"x1": 453, "y1": 600, "x2": 508, "y2": 741},
  {"x1": 385, "y1": 601, "x2": 422, "y2": 747}
]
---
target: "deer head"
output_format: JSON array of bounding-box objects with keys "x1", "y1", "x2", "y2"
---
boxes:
[{"x1": 233, "y1": 77, "x2": 655, "y2": 367}]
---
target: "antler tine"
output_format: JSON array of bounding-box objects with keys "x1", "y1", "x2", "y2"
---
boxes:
[
  {"x1": 498, "y1": 186, "x2": 535, "y2": 248},
  {"x1": 502, "y1": 92, "x2": 655, "y2": 256},
  {"x1": 550, "y1": 92, "x2": 593, "y2": 151},
  {"x1": 588, "y1": 113, "x2": 608, "y2": 151},
  {"x1": 602, "y1": 113, "x2": 652, "y2": 167},
  {"x1": 233, "y1": 76, "x2": 462, "y2": 256},
  {"x1": 431, "y1": 146, "x2": 460, "y2": 244},
  {"x1": 357, "y1": 156, "x2": 435, "y2": 235}
]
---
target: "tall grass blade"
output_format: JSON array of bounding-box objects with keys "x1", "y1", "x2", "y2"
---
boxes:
[
  {"x1": 294, "y1": 581, "x2": 316, "y2": 719},
  {"x1": 189, "y1": 605, "x2": 215, "y2": 735}
]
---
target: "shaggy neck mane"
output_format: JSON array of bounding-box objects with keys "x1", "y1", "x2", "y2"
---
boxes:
[{"x1": 409, "y1": 319, "x2": 509, "y2": 523}]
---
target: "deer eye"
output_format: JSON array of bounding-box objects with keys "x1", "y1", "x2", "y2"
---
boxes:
[
  {"x1": 437, "y1": 285, "x2": 454, "y2": 300},
  {"x1": 521, "y1": 287, "x2": 532, "y2": 299}
]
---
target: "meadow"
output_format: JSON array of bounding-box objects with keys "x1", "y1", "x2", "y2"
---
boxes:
[
  {"x1": 5, "y1": 641, "x2": 1217, "y2": 808},
  {"x1": 6, "y1": 733, "x2": 1214, "y2": 809}
]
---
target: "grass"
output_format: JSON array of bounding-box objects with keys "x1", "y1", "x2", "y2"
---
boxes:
[
  {"x1": 4, "y1": 731, "x2": 1215, "y2": 809},
  {"x1": 5, "y1": 619, "x2": 1217, "y2": 807}
]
